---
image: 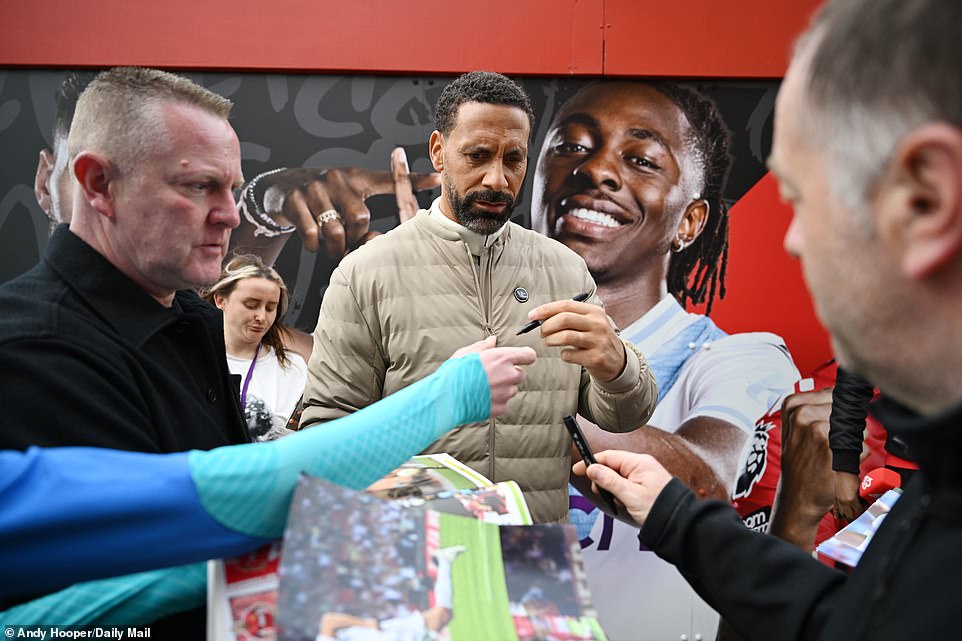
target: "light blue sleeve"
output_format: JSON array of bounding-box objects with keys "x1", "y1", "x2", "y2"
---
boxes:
[
  {"x1": 0, "y1": 565, "x2": 205, "y2": 626},
  {"x1": 0, "y1": 447, "x2": 267, "y2": 598},
  {"x1": 0, "y1": 353, "x2": 490, "y2": 624},
  {"x1": 190, "y1": 353, "x2": 490, "y2": 538}
]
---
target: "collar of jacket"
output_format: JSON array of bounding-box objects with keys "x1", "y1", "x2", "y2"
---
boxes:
[
  {"x1": 413, "y1": 209, "x2": 513, "y2": 252},
  {"x1": 872, "y1": 395, "x2": 962, "y2": 486},
  {"x1": 44, "y1": 224, "x2": 209, "y2": 348}
]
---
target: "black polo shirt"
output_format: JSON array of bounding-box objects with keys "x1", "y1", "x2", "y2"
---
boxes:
[
  {"x1": 0, "y1": 226, "x2": 251, "y2": 628},
  {"x1": 0, "y1": 225, "x2": 250, "y2": 452}
]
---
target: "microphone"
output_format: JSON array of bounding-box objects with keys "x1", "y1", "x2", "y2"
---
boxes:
[{"x1": 859, "y1": 467, "x2": 901, "y2": 501}]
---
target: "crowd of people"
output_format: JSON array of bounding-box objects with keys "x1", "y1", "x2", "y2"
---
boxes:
[{"x1": 2, "y1": 0, "x2": 960, "y2": 639}]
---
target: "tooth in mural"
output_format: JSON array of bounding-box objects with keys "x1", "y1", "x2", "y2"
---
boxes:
[{"x1": 569, "y1": 208, "x2": 620, "y2": 228}]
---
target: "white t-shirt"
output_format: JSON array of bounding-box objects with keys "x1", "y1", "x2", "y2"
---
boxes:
[
  {"x1": 227, "y1": 346, "x2": 307, "y2": 441},
  {"x1": 576, "y1": 296, "x2": 800, "y2": 641}
]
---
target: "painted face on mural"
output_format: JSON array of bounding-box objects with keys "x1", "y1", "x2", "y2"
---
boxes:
[
  {"x1": 430, "y1": 102, "x2": 530, "y2": 235},
  {"x1": 531, "y1": 83, "x2": 701, "y2": 286},
  {"x1": 34, "y1": 132, "x2": 74, "y2": 225}
]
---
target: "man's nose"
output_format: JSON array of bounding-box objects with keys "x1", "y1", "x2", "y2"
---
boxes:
[
  {"x1": 211, "y1": 186, "x2": 241, "y2": 229},
  {"x1": 572, "y1": 154, "x2": 621, "y2": 191},
  {"x1": 482, "y1": 162, "x2": 510, "y2": 191},
  {"x1": 783, "y1": 213, "x2": 803, "y2": 258}
]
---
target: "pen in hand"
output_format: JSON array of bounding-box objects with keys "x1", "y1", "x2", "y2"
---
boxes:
[{"x1": 516, "y1": 292, "x2": 591, "y2": 335}]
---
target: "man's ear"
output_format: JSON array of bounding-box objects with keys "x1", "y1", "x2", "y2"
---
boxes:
[
  {"x1": 72, "y1": 151, "x2": 117, "y2": 219},
  {"x1": 34, "y1": 148, "x2": 54, "y2": 216},
  {"x1": 676, "y1": 198, "x2": 710, "y2": 244},
  {"x1": 429, "y1": 130, "x2": 444, "y2": 172},
  {"x1": 884, "y1": 123, "x2": 962, "y2": 278}
]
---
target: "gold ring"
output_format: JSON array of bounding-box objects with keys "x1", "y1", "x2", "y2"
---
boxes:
[{"x1": 316, "y1": 209, "x2": 341, "y2": 225}]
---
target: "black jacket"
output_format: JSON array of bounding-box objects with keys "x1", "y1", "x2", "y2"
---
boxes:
[
  {"x1": 641, "y1": 396, "x2": 962, "y2": 640},
  {"x1": 830, "y1": 365, "x2": 914, "y2": 474},
  {"x1": 0, "y1": 225, "x2": 250, "y2": 453},
  {"x1": 0, "y1": 226, "x2": 250, "y2": 629}
]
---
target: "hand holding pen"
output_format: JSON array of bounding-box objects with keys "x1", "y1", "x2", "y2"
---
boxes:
[
  {"x1": 519, "y1": 290, "x2": 628, "y2": 383},
  {"x1": 564, "y1": 414, "x2": 619, "y2": 514},
  {"x1": 516, "y1": 292, "x2": 590, "y2": 335}
]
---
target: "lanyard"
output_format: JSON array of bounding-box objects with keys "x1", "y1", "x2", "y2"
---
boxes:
[{"x1": 240, "y1": 342, "x2": 262, "y2": 409}]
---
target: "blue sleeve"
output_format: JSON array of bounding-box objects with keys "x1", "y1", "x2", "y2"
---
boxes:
[
  {"x1": 0, "y1": 447, "x2": 267, "y2": 598},
  {"x1": 191, "y1": 354, "x2": 490, "y2": 538},
  {"x1": 0, "y1": 353, "x2": 489, "y2": 620},
  {"x1": 0, "y1": 564, "x2": 206, "y2": 626}
]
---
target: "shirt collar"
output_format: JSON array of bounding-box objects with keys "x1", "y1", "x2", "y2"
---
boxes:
[
  {"x1": 45, "y1": 225, "x2": 195, "y2": 347},
  {"x1": 429, "y1": 197, "x2": 508, "y2": 256},
  {"x1": 871, "y1": 395, "x2": 962, "y2": 484},
  {"x1": 620, "y1": 295, "x2": 699, "y2": 356}
]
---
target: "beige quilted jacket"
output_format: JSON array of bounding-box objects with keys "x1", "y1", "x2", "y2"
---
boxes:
[{"x1": 301, "y1": 211, "x2": 657, "y2": 523}]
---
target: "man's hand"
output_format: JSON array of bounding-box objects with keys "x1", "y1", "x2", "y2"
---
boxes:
[
  {"x1": 527, "y1": 298, "x2": 626, "y2": 382},
  {"x1": 451, "y1": 336, "x2": 536, "y2": 417},
  {"x1": 572, "y1": 450, "x2": 673, "y2": 526},
  {"x1": 258, "y1": 148, "x2": 440, "y2": 258},
  {"x1": 769, "y1": 387, "x2": 834, "y2": 550},
  {"x1": 779, "y1": 388, "x2": 835, "y2": 519},
  {"x1": 833, "y1": 470, "x2": 866, "y2": 521}
]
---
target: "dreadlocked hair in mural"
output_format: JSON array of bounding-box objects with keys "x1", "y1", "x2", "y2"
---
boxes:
[{"x1": 651, "y1": 81, "x2": 734, "y2": 316}]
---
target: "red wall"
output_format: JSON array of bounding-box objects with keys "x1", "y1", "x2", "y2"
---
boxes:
[
  {"x1": 701, "y1": 175, "x2": 830, "y2": 374},
  {"x1": 2, "y1": 0, "x2": 818, "y2": 77},
  {"x1": 0, "y1": 0, "x2": 830, "y2": 373}
]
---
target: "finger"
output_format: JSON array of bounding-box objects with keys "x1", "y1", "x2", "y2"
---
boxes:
[
  {"x1": 320, "y1": 214, "x2": 346, "y2": 259},
  {"x1": 340, "y1": 204, "x2": 372, "y2": 251},
  {"x1": 282, "y1": 190, "x2": 322, "y2": 253},
  {"x1": 307, "y1": 179, "x2": 371, "y2": 258},
  {"x1": 584, "y1": 462, "x2": 641, "y2": 508},
  {"x1": 792, "y1": 404, "x2": 832, "y2": 434},
  {"x1": 528, "y1": 298, "x2": 596, "y2": 323},
  {"x1": 410, "y1": 172, "x2": 442, "y2": 192},
  {"x1": 539, "y1": 310, "x2": 601, "y2": 337},
  {"x1": 479, "y1": 348, "x2": 535, "y2": 390},
  {"x1": 359, "y1": 230, "x2": 382, "y2": 247},
  {"x1": 591, "y1": 449, "x2": 649, "y2": 475},
  {"x1": 391, "y1": 147, "x2": 421, "y2": 223},
  {"x1": 501, "y1": 346, "x2": 537, "y2": 367},
  {"x1": 301, "y1": 182, "x2": 348, "y2": 259},
  {"x1": 781, "y1": 388, "x2": 834, "y2": 416},
  {"x1": 489, "y1": 384, "x2": 519, "y2": 417},
  {"x1": 451, "y1": 335, "x2": 497, "y2": 359}
]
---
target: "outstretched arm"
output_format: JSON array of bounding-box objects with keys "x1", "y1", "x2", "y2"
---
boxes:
[
  {"x1": 828, "y1": 366, "x2": 875, "y2": 521},
  {"x1": 0, "y1": 345, "x2": 535, "y2": 599},
  {"x1": 569, "y1": 416, "x2": 745, "y2": 517},
  {"x1": 573, "y1": 450, "x2": 845, "y2": 641}
]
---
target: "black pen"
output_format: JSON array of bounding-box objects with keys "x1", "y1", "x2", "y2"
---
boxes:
[{"x1": 516, "y1": 292, "x2": 591, "y2": 335}]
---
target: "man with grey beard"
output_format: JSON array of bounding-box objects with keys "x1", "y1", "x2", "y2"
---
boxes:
[{"x1": 300, "y1": 70, "x2": 657, "y2": 525}]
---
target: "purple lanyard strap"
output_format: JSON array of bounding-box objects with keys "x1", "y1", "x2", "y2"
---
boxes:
[{"x1": 239, "y1": 342, "x2": 262, "y2": 409}]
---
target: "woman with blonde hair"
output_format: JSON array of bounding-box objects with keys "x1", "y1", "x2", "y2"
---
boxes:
[{"x1": 204, "y1": 253, "x2": 306, "y2": 441}]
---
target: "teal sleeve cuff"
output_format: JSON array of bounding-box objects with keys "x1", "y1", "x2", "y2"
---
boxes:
[
  {"x1": 189, "y1": 354, "x2": 490, "y2": 539},
  {"x1": 0, "y1": 564, "x2": 205, "y2": 625}
]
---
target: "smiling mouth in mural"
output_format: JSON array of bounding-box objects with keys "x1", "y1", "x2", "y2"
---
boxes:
[
  {"x1": 565, "y1": 207, "x2": 621, "y2": 228},
  {"x1": 555, "y1": 196, "x2": 636, "y2": 238}
]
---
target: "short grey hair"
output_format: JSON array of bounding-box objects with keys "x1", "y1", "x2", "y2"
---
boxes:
[
  {"x1": 794, "y1": 0, "x2": 962, "y2": 214},
  {"x1": 68, "y1": 66, "x2": 233, "y2": 175}
]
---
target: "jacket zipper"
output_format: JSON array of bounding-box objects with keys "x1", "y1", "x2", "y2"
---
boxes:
[{"x1": 468, "y1": 241, "x2": 497, "y2": 481}]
